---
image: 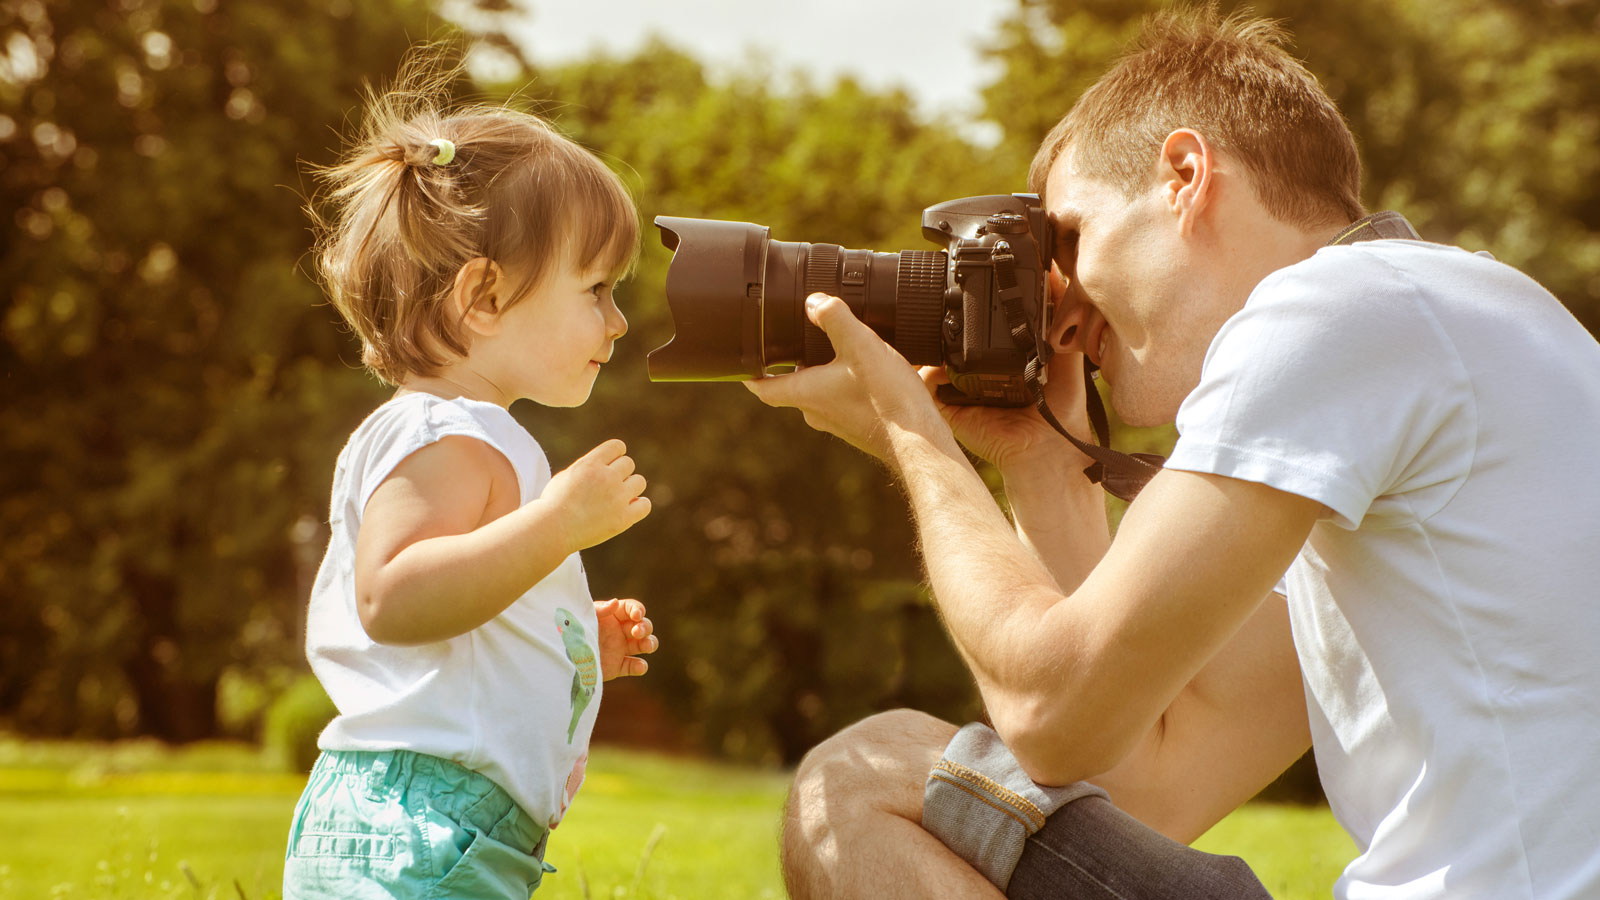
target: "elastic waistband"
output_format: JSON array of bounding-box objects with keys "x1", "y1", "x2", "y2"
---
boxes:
[{"x1": 312, "y1": 748, "x2": 545, "y2": 854}]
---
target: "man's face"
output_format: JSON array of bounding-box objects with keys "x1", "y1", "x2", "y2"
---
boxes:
[{"x1": 1042, "y1": 148, "x2": 1217, "y2": 427}]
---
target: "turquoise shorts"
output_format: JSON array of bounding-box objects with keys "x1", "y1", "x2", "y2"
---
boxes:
[{"x1": 283, "y1": 749, "x2": 553, "y2": 899}]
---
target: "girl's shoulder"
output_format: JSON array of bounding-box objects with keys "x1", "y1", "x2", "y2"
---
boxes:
[
  {"x1": 348, "y1": 392, "x2": 519, "y2": 451},
  {"x1": 340, "y1": 392, "x2": 548, "y2": 503}
]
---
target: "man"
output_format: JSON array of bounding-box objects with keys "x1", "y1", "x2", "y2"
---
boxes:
[{"x1": 748, "y1": 8, "x2": 1600, "y2": 900}]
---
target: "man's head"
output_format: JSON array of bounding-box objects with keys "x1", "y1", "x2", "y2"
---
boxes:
[{"x1": 1033, "y1": 8, "x2": 1364, "y2": 425}]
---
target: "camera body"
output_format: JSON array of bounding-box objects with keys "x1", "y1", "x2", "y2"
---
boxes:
[{"x1": 648, "y1": 193, "x2": 1054, "y2": 407}]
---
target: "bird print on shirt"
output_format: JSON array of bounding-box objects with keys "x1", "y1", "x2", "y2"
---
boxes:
[{"x1": 555, "y1": 608, "x2": 597, "y2": 742}]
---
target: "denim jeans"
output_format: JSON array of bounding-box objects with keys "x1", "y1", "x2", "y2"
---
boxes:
[{"x1": 924, "y1": 723, "x2": 1274, "y2": 898}]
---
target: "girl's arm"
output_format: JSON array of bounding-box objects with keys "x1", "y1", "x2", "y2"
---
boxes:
[{"x1": 354, "y1": 436, "x2": 649, "y2": 645}]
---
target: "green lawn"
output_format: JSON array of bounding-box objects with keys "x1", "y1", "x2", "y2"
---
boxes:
[{"x1": 0, "y1": 738, "x2": 1353, "y2": 899}]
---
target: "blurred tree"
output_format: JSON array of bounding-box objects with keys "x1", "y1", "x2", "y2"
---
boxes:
[{"x1": 0, "y1": 0, "x2": 485, "y2": 740}]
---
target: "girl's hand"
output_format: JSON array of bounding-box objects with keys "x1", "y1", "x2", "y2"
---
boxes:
[
  {"x1": 594, "y1": 597, "x2": 657, "y2": 680},
  {"x1": 544, "y1": 439, "x2": 651, "y2": 552}
]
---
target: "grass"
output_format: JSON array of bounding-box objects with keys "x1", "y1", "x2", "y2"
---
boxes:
[{"x1": 0, "y1": 737, "x2": 1354, "y2": 899}]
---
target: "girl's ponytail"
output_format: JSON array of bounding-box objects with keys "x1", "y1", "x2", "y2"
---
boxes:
[{"x1": 306, "y1": 46, "x2": 638, "y2": 385}]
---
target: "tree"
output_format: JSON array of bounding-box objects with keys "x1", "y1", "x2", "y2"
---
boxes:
[{"x1": 0, "y1": 0, "x2": 455, "y2": 740}]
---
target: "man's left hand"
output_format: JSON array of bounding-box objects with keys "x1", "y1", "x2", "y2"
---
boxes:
[{"x1": 744, "y1": 292, "x2": 948, "y2": 461}]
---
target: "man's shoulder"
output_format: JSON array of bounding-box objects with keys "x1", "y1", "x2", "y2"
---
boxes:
[{"x1": 1266, "y1": 240, "x2": 1507, "y2": 297}]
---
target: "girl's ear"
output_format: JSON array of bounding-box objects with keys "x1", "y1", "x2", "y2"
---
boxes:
[{"x1": 450, "y1": 258, "x2": 505, "y2": 337}]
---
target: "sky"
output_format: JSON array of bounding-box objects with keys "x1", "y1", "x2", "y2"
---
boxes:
[{"x1": 497, "y1": 0, "x2": 1017, "y2": 140}]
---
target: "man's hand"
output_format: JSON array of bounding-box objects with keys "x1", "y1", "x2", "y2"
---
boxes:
[
  {"x1": 745, "y1": 293, "x2": 949, "y2": 462},
  {"x1": 594, "y1": 597, "x2": 657, "y2": 680},
  {"x1": 919, "y1": 349, "x2": 1097, "y2": 473}
]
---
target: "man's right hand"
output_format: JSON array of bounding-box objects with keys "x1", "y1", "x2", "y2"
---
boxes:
[{"x1": 919, "y1": 350, "x2": 1098, "y2": 474}]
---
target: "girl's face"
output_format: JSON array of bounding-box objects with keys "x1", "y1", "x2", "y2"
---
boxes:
[{"x1": 478, "y1": 260, "x2": 629, "y2": 408}]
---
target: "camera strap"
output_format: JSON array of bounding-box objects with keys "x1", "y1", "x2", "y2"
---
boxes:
[{"x1": 1013, "y1": 210, "x2": 1420, "y2": 502}]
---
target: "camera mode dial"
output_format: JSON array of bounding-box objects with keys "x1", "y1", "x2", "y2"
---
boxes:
[{"x1": 985, "y1": 212, "x2": 1029, "y2": 234}]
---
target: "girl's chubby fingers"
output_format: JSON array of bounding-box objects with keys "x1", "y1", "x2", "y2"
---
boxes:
[
  {"x1": 629, "y1": 616, "x2": 653, "y2": 640},
  {"x1": 597, "y1": 597, "x2": 647, "y2": 621},
  {"x1": 622, "y1": 656, "x2": 649, "y2": 677}
]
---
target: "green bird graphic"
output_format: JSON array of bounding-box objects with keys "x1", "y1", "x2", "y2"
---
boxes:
[{"x1": 555, "y1": 608, "x2": 598, "y2": 743}]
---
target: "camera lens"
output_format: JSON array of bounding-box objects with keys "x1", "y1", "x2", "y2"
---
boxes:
[
  {"x1": 765, "y1": 242, "x2": 946, "y2": 368},
  {"x1": 649, "y1": 217, "x2": 946, "y2": 380}
]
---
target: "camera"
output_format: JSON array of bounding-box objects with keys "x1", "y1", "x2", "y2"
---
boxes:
[{"x1": 646, "y1": 194, "x2": 1053, "y2": 407}]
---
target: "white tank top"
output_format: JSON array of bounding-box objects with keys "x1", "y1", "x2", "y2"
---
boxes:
[{"x1": 306, "y1": 392, "x2": 600, "y2": 828}]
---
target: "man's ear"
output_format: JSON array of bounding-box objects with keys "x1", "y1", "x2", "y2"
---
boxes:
[
  {"x1": 450, "y1": 258, "x2": 505, "y2": 337},
  {"x1": 1157, "y1": 128, "x2": 1214, "y2": 235}
]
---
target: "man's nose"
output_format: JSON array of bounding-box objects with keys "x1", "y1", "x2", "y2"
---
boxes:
[{"x1": 1046, "y1": 269, "x2": 1096, "y2": 355}]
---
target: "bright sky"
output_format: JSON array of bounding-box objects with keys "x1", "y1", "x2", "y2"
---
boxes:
[{"x1": 501, "y1": 0, "x2": 1015, "y2": 131}]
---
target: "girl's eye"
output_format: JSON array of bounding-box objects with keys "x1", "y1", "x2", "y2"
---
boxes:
[{"x1": 589, "y1": 282, "x2": 609, "y2": 299}]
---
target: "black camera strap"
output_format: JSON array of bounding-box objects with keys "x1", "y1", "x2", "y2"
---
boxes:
[{"x1": 1012, "y1": 210, "x2": 1420, "y2": 502}]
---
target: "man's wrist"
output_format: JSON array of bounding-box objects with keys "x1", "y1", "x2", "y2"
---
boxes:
[{"x1": 998, "y1": 446, "x2": 1096, "y2": 495}]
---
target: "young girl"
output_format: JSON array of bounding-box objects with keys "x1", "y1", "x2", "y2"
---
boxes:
[{"x1": 284, "y1": 59, "x2": 657, "y2": 898}]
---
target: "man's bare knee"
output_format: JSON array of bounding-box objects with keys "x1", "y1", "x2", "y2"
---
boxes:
[
  {"x1": 782, "y1": 710, "x2": 959, "y2": 897},
  {"x1": 792, "y1": 709, "x2": 956, "y2": 815}
]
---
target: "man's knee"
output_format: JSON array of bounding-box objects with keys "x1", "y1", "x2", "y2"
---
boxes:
[
  {"x1": 785, "y1": 710, "x2": 955, "y2": 848},
  {"x1": 791, "y1": 710, "x2": 955, "y2": 810}
]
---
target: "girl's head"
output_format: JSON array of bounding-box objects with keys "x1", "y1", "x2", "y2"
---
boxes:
[{"x1": 311, "y1": 54, "x2": 639, "y2": 400}]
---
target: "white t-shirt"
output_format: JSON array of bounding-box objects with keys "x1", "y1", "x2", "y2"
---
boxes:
[
  {"x1": 1167, "y1": 240, "x2": 1600, "y2": 899},
  {"x1": 306, "y1": 392, "x2": 600, "y2": 829}
]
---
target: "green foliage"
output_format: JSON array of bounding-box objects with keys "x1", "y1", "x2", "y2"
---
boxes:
[
  {"x1": 0, "y1": 0, "x2": 441, "y2": 740},
  {"x1": 261, "y1": 674, "x2": 334, "y2": 774}
]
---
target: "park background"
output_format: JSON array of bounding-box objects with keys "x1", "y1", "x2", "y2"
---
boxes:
[{"x1": 2, "y1": 0, "x2": 1597, "y2": 896}]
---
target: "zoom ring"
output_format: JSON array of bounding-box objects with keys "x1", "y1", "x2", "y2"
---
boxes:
[
  {"x1": 894, "y1": 250, "x2": 946, "y2": 366},
  {"x1": 801, "y1": 244, "x2": 842, "y2": 366}
]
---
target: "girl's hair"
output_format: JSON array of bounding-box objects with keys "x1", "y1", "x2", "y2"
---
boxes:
[
  {"x1": 1028, "y1": 6, "x2": 1363, "y2": 229},
  {"x1": 310, "y1": 49, "x2": 640, "y2": 385}
]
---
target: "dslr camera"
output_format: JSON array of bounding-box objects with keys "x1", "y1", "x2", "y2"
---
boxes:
[{"x1": 647, "y1": 194, "x2": 1053, "y2": 407}]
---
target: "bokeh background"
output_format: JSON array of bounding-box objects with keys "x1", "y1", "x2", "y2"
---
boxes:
[{"x1": 3, "y1": 0, "x2": 1597, "y2": 818}]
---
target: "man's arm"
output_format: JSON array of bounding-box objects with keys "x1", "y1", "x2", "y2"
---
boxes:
[
  {"x1": 895, "y1": 427, "x2": 1317, "y2": 785},
  {"x1": 750, "y1": 294, "x2": 1319, "y2": 790},
  {"x1": 995, "y1": 451, "x2": 1310, "y2": 842}
]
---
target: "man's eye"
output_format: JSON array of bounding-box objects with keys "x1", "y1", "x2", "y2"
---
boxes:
[{"x1": 1056, "y1": 231, "x2": 1080, "y2": 268}]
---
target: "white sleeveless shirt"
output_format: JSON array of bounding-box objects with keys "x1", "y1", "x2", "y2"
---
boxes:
[{"x1": 306, "y1": 392, "x2": 601, "y2": 828}]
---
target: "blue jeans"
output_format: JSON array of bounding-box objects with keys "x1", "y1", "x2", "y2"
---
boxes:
[
  {"x1": 283, "y1": 749, "x2": 553, "y2": 899},
  {"x1": 924, "y1": 723, "x2": 1273, "y2": 899}
]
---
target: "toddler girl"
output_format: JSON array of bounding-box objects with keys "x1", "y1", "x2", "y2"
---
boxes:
[{"x1": 283, "y1": 58, "x2": 656, "y2": 898}]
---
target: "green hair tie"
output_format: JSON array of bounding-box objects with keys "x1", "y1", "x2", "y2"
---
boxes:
[{"x1": 428, "y1": 138, "x2": 456, "y2": 166}]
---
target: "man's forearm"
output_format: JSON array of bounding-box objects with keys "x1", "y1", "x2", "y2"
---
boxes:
[
  {"x1": 886, "y1": 425, "x2": 1073, "y2": 701},
  {"x1": 999, "y1": 453, "x2": 1112, "y2": 594}
]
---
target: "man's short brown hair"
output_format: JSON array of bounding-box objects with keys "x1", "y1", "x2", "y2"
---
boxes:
[{"x1": 1029, "y1": 6, "x2": 1363, "y2": 228}]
